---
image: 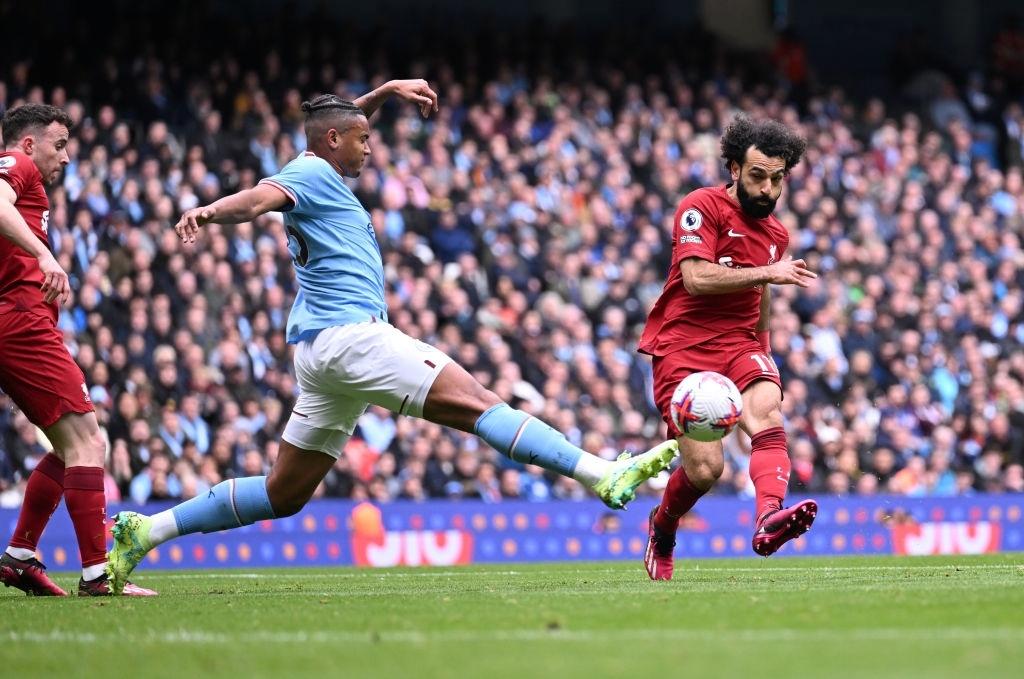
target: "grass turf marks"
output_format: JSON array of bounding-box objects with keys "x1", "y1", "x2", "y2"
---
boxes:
[{"x1": 3, "y1": 555, "x2": 1022, "y2": 679}]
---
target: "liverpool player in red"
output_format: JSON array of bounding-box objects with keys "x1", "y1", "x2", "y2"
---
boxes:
[
  {"x1": 0, "y1": 104, "x2": 154, "y2": 596},
  {"x1": 639, "y1": 115, "x2": 818, "y2": 580}
]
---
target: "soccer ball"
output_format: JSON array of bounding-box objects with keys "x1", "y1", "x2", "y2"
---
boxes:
[{"x1": 670, "y1": 371, "x2": 743, "y2": 442}]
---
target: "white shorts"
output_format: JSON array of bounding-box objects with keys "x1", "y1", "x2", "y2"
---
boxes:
[{"x1": 282, "y1": 320, "x2": 453, "y2": 457}]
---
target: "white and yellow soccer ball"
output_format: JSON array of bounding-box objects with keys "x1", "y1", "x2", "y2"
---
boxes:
[{"x1": 670, "y1": 371, "x2": 743, "y2": 442}]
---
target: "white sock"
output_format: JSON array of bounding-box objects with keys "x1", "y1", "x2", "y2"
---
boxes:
[
  {"x1": 572, "y1": 454, "x2": 608, "y2": 487},
  {"x1": 6, "y1": 546, "x2": 36, "y2": 561},
  {"x1": 82, "y1": 562, "x2": 107, "y2": 581},
  {"x1": 149, "y1": 510, "x2": 180, "y2": 546}
]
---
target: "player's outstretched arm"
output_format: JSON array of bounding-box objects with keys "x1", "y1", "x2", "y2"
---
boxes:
[
  {"x1": 0, "y1": 181, "x2": 70, "y2": 305},
  {"x1": 354, "y1": 79, "x2": 439, "y2": 119},
  {"x1": 175, "y1": 183, "x2": 291, "y2": 243},
  {"x1": 680, "y1": 256, "x2": 817, "y2": 295}
]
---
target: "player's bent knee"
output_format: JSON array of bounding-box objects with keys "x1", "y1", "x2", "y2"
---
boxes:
[
  {"x1": 742, "y1": 380, "x2": 784, "y2": 432},
  {"x1": 265, "y1": 471, "x2": 314, "y2": 518},
  {"x1": 689, "y1": 459, "x2": 724, "y2": 488},
  {"x1": 680, "y1": 439, "x2": 725, "y2": 488},
  {"x1": 65, "y1": 433, "x2": 106, "y2": 467},
  {"x1": 91, "y1": 431, "x2": 107, "y2": 459},
  {"x1": 424, "y1": 369, "x2": 502, "y2": 431},
  {"x1": 765, "y1": 408, "x2": 784, "y2": 429},
  {"x1": 744, "y1": 407, "x2": 783, "y2": 434},
  {"x1": 268, "y1": 493, "x2": 307, "y2": 518}
]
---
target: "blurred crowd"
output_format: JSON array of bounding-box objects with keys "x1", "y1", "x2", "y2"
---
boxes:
[{"x1": 1, "y1": 21, "x2": 1024, "y2": 508}]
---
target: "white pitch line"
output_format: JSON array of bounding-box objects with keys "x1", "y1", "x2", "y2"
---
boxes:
[
  {"x1": 4, "y1": 628, "x2": 1023, "y2": 645},
  {"x1": 690, "y1": 564, "x2": 1024, "y2": 572},
  {"x1": 154, "y1": 570, "x2": 528, "y2": 579},
  {"x1": 147, "y1": 563, "x2": 1023, "y2": 580},
  {"x1": 107, "y1": 583, "x2": 1023, "y2": 599}
]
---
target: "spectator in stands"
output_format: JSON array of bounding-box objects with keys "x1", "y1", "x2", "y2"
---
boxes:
[{"x1": 1, "y1": 18, "x2": 1022, "y2": 507}]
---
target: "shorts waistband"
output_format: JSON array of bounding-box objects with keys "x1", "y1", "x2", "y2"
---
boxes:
[{"x1": 288, "y1": 310, "x2": 390, "y2": 344}]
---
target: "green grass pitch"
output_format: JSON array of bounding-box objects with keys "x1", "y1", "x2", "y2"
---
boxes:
[{"x1": 3, "y1": 555, "x2": 1022, "y2": 679}]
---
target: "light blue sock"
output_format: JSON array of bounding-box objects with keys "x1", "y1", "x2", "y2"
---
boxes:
[
  {"x1": 172, "y1": 476, "x2": 276, "y2": 536},
  {"x1": 474, "y1": 403, "x2": 582, "y2": 477}
]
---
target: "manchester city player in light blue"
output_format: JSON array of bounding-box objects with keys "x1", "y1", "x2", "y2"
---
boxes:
[{"x1": 106, "y1": 79, "x2": 678, "y2": 592}]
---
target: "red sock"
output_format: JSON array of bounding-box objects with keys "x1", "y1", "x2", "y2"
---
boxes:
[
  {"x1": 9, "y1": 453, "x2": 65, "y2": 552},
  {"x1": 749, "y1": 426, "x2": 790, "y2": 523},
  {"x1": 64, "y1": 466, "x2": 107, "y2": 568},
  {"x1": 653, "y1": 466, "x2": 706, "y2": 534}
]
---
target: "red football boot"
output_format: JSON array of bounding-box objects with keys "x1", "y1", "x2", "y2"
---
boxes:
[
  {"x1": 752, "y1": 499, "x2": 818, "y2": 557},
  {"x1": 78, "y1": 573, "x2": 158, "y2": 596},
  {"x1": 0, "y1": 552, "x2": 68, "y2": 596},
  {"x1": 644, "y1": 506, "x2": 676, "y2": 581}
]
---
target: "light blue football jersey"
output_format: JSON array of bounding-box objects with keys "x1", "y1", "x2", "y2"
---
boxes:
[{"x1": 259, "y1": 152, "x2": 387, "y2": 343}]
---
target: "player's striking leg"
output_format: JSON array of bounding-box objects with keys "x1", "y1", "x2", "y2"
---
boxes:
[
  {"x1": 425, "y1": 362, "x2": 678, "y2": 510},
  {"x1": 475, "y1": 402, "x2": 678, "y2": 509},
  {"x1": 0, "y1": 452, "x2": 68, "y2": 596},
  {"x1": 109, "y1": 440, "x2": 334, "y2": 594},
  {"x1": 742, "y1": 380, "x2": 817, "y2": 556}
]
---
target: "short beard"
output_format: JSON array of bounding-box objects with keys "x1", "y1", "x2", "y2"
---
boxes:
[{"x1": 736, "y1": 176, "x2": 777, "y2": 219}]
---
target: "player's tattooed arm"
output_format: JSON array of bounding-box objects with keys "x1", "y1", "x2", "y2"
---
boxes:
[
  {"x1": 0, "y1": 180, "x2": 71, "y2": 305},
  {"x1": 354, "y1": 79, "x2": 439, "y2": 119},
  {"x1": 174, "y1": 184, "x2": 290, "y2": 243},
  {"x1": 680, "y1": 256, "x2": 817, "y2": 295}
]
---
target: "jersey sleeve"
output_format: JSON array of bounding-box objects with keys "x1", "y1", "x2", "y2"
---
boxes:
[
  {"x1": 258, "y1": 157, "x2": 329, "y2": 215},
  {"x1": 0, "y1": 154, "x2": 32, "y2": 198},
  {"x1": 670, "y1": 190, "x2": 721, "y2": 268}
]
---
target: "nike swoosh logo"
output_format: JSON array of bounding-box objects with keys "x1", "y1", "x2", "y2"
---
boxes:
[{"x1": 727, "y1": 229, "x2": 746, "y2": 237}]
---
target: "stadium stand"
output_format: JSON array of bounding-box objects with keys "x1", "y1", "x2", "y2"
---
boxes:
[{"x1": 1, "y1": 12, "x2": 1023, "y2": 509}]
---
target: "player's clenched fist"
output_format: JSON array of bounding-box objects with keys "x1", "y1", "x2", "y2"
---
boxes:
[
  {"x1": 174, "y1": 206, "x2": 215, "y2": 243},
  {"x1": 765, "y1": 256, "x2": 817, "y2": 287}
]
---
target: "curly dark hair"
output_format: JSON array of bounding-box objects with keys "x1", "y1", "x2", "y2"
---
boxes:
[
  {"x1": 720, "y1": 114, "x2": 806, "y2": 174},
  {"x1": 1, "y1": 104, "x2": 73, "y2": 148}
]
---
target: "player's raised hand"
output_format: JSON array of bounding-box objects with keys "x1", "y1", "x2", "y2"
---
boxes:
[
  {"x1": 37, "y1": 251, "x2": 71, "y2": 306},
  {"x1": 765, "y1": 256, "x2": 818, "y2": 288},
  {"x1": 389, "y1": 79, "x2": 439, "y2": 117},
  {"x1": 174, "y1": 206, "x2": 215, "y2": 244}
]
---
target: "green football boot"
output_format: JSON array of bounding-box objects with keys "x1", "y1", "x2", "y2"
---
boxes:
[
  {"x1": 105, "y1": 512, "x2": 155, "y2": 595},
  {"x1": 593, "y1": 439, "x2": 679, "y2": 509}
]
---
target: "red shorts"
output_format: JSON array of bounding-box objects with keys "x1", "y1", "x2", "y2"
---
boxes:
[
  {"x1": 652, "y1": 335, "x2": 782, "y2": 438},
  {"x1": 0, "y1": 309, "x2": 93, "y2": 428}
]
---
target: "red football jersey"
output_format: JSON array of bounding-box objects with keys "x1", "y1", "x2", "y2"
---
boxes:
[
  {"x1": 0, "y1": 150, "x2": 56, "y2": 324},
  {"x1": 638, "y1": 185, "x2": 790, "y2": 355}
]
